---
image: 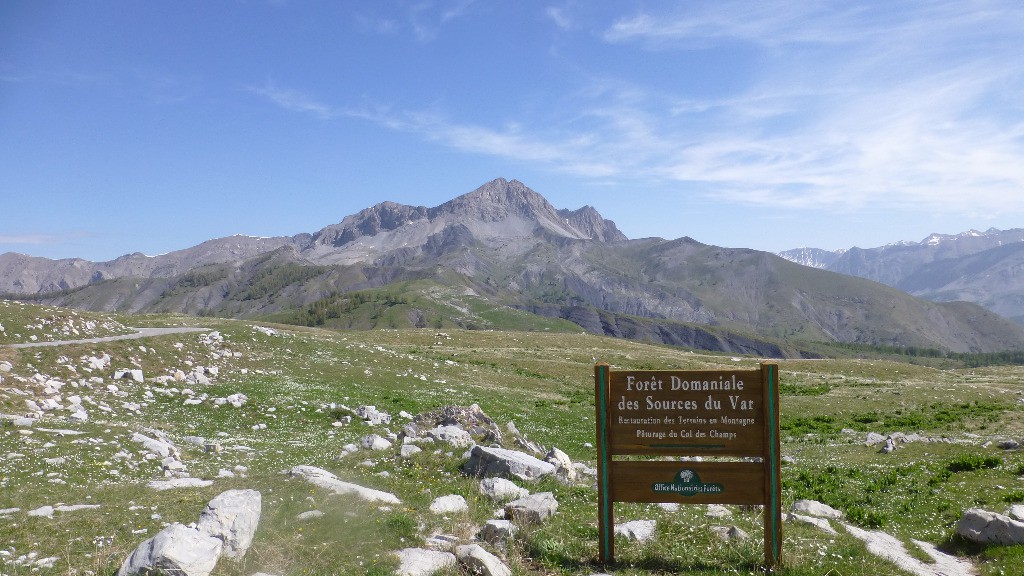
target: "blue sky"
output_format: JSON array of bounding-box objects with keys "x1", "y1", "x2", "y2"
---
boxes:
[{"x1": 2, "y1": 1, "x2": 1024, "y2": 262}]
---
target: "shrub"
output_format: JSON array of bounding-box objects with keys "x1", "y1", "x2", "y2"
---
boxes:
[
  {"x1": 847, "y1": 506, "x2": 886, "y2": 528},
  {"x1": 946, "y1": 454, "x2": 1002, "y2": 473},
  {"x1": 1002, "y1": 489, "x2": 1024, "y2": 504}
]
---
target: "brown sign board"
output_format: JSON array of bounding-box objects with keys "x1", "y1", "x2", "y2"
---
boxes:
[
  {"x1": 608, "y1": 369, "x2": 765, "y2": 456},
  {"x1": 610, "y1": 461, "x2": 765, "y2": 505},
  {"x1": 595, "y1": 362, "x2": 782, "y2": 569}
]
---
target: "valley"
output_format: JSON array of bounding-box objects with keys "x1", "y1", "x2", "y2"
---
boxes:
[{"x1": 1, "y1": 301, "x2": 1022, "y2": 575}]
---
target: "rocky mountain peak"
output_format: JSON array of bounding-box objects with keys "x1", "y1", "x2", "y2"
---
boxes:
[
  {"x1": 436, "y1": 178, "x2": 557, "y2": 222},
  {"x1": 557, "y1": 205, "x2": 628, "y2": 242},
  {"x1": 313, "y1": 201, "x2": 430, "y2": 247}
]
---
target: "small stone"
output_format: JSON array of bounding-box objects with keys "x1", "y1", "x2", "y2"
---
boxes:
[
  {"x1": 614, "y1": 519, "x2": 656, "y2": 542},
  {"x1": 400, "y1": 444, "x2": 422, "y2": 458},
  {"x1": 361, "y1": 434, "x2": 393, "y2": 451},
  {"x1": 505, "y1": 492, "x2": 558, "y2": 524},
  {"x1": 706, "y1": 504, "x2": 731, "y2": 519},
  {"x1": 711, "y1": 525, "x2": 750, "y2": 542},
  {"x1": 479, "y1": 478, "x2": 529, "y2": 502},
  {"x1": 791, "y1": 499, "x2": 843, "y2": 519},
  {"x1": 456, "y1": 544, "x2": 513, "y2": 576},
  {"x1": 429, "y1": 495, "x2": 469, "y2": 515},
  {"x1": 479, "y1": 519, "x2": 517, "y2": 544},
  {"x1": 394, "y1": 548, "x2": 456, "y2": 576}
]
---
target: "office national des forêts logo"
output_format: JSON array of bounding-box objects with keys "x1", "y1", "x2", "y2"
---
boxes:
[{"x1": 651, "y1": 468, "x2": 725, "y2": 497}]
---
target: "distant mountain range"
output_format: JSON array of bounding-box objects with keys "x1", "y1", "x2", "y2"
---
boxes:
[
  {"x1": 3, "y1": 178, "x2": 1023, "y2": 356},
  {"x1": 778, "y1": 228, "x2": 1024, "y2": 324}
]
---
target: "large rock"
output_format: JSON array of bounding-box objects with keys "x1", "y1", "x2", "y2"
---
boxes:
[
  {"x1": 1008, "y1": 504, "x2": 1024, "y2": 521},
  {"x1": 956, "y1": 508, "x2": 1024, "y2": 545},
  {"x1": 479, "y1": 519, "x2": 517, "y2": 544},
  {"x1": 361, "y1": 434, "x2": 393, "y2": 451},
  {"x1": 429, "y1": 495, "x2": 469, "y2": 515},
  {"x1": 115, "y1": 369, "x2": 145, "y2": 382},
  {"x1": 394, "y1": 548, "x2": 456, "y2": 576},
  {"x1": 132, "y1": 432, "x2": 177, "y2": 458},
  {"x1": 455, "y1": 544, "x2": 512, "y2": 576},
  {"x1": 288, "y1": 465, "x2": 400, "y2": 504},
  {"x1": 711, "y1": 525, "x2": 750, "y2": 542},
  {"x1": 787, "y1": 513, "x2": 838, "y2": 535},
  {"x1": 791, "y1": 499, "x2": 843, "y2": 519},
  {"x1": 865, "y1": 432, "x2": 885, "y2": 446},
  {"x1": 544, "y1": 447, "x2": 577, "y2": 482},
  {"x1": 504, "y1": 492, "x2": 558, "y2": 524},
  {"x1": 118, "y1": 523, "x2": 223, "y2": 576},
  {"x1": 462, "y1": 446, "x2": 555, "y2": 482},
  {"x1": 197, "y1": 489, "x2": 261, "y2": 558},
  {"x1": 479, "y1": 477, "x2": 529, "y2": 501},
  {"x1": 414, "y1": 404, "x2": 503, "y2": 444},
  {"x1": 148, "y1": 478, "x2": 214, "y2": 491},
  {"x1": 425, "y1": 425, "x2": 474, "y2": 448},
  {"x1": 614, "y1": 519, "x2": 656, "y2": 542}
]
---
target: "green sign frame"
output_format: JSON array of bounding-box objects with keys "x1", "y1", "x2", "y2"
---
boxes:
[{"x1": 595, "y1": 361, "x2": 782, "y2": 568}]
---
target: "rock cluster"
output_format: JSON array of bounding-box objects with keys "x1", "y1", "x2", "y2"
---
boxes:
[{"x1": 316, "y1": 404, "x2": 576, "y2": 576}]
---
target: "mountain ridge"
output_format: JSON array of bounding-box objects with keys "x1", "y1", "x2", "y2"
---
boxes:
[
  {"x1": 3, "y1": 178, "x2": 1023, "y2": 355},
  {"x1": 778, "y1": 227, "x2": 1024, "y2": 323}
]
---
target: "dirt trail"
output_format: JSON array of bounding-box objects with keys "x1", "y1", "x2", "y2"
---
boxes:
[{"x1": 3, "y1": 327, "x2": 210, "y2": 349}]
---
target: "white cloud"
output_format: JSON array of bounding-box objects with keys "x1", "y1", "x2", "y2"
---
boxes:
[
  {"x1": 408, "y1": 0, "x2": 478, "y2": 41},
  {"x1": 592, "y1": 2, "x2": 1024, "y2": 216},
  {"x1": 545, "y1": 6, "x2": 572, "y2": 30},
  {"x1": 256, "y1": 2, "x2": 1024, "y2": 221}
]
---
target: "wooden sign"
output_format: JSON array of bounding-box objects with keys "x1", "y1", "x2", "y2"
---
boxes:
[{"x1": 595, "y1": 362, "x2": 782, "y2": 568}]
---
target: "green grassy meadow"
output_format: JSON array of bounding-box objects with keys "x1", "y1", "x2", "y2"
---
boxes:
[{"x1": 1, "y1": 301, "x2": 1022, "y2": 575}]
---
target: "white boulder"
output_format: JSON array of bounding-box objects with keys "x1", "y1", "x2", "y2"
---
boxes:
[
  {"x1": 118, "y1": 523, "x2": 222, "y2": 576},
  {"x1": 197, "y1": 489, "x2": 261, "y2": 559}
]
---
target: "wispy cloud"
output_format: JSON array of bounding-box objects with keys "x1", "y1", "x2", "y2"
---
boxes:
[
  {"x1": 357, "y1": 0, "x2": 479, "y2": 42},
  {"x1": 259, "y1": 2, "x2": 1024, "y2": 220},
  {"x1": 249, "y1": 82, "x2": 338, "y2": 119},
  {"x1": 545, "y1": 6, "x2": 572, "y2": 30},
  {"x1": 595, "y1": 2, "x2": 1024, "y2": 216},
  {"x1": 0, "y1": 68, "x2": 109, "y2": 86},
  {"x1": 0, "y1": 234, "x2": 62, "y2": 245}
]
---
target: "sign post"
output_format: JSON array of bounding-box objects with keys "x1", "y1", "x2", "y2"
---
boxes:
[{"x1": 595, "y1": 362, "x2": 781, "y2": 568}]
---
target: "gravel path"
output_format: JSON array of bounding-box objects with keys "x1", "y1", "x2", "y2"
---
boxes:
[
  {"x1": 842, "y1": 523, "x2": 977, "y2": 576},
  {"x1": 3, "y1": 327, "x2": 211, "y2": 349}
]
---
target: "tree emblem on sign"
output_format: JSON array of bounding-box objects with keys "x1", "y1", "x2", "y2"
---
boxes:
[{"x1": 651, "y1": 469, "x2": 724, "y2": 496}]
